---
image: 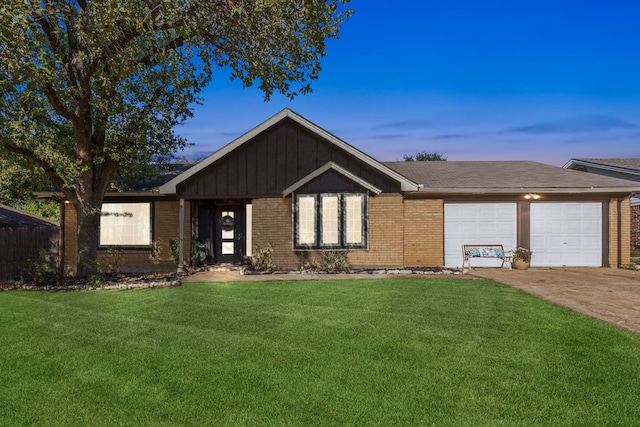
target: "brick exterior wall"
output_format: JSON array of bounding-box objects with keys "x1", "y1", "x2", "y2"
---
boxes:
[
  {"x1": 251, "y1": 197, "x2": 297, "y2": 269},
  {"x1": 403, "y1": 199, "x2": 444, "y2": 266},
  {"x1": 63, "y1": 200, "x2": 191, "y2": 274},
  {"x1": 609, "y1": 198, "x2": 631, "y2": 266},
  {"x1": 252, "y1": 195, "x2": 409, "y2": 270},
  {"x1": 348, "y1": 195, "x2": 405, "y2": 268},
  {"x1": 60, "y1": 195, "x2": 634, "y2": 273},
  {"x1": 632, "y1": 205, "x2": 640, "y2": 251}
]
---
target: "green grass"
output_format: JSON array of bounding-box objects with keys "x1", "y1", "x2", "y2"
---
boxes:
[{"x1": 1, "y1": 278, "x2": 640, "y2": 426}]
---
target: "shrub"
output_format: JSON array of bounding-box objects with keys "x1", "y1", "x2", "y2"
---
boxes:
[
  {"x1": 250, "y1": 243, "x2": 275, "y2": 271},
  {"x1": 190, "y1": 240, "x2": 207, "y2": 265},
  {"x1": 106, "y1": 245, "x2": 123, "y2": 273},
  {"x1": 149, "y1": 240, "x2": 162, "y2": 265},
  {"x1": 319, "y1": 250, "x2": 350, "y2": 272},
  {"x1": 169, "y1": 238, "x2": 181, "y2": 263}
]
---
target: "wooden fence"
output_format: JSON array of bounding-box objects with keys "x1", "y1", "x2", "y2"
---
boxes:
[{"x1": 0, "y1": 225, "x2": 60, "y2": 283}]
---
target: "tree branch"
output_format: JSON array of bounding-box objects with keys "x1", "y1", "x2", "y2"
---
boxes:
[
  {"x1": 43, "y1": 84, "x2": 77, "y2": 122},
  {"x1": 1, "y1": 140, "x2": 66, "y2": 191}
]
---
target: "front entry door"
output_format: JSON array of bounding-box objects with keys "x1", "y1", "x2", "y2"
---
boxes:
[{"x1": 214, "y1": 206, "x2": 246, "y2": 264}]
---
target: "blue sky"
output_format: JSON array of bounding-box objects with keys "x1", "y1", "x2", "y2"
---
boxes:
[{"x1": 177, "y1": 0, "x2": 640, "y2": 166}]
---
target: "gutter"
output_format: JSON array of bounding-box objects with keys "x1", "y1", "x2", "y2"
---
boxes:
[{"x1": 408, "y1": 187, "x2": 640, "y2": 195}]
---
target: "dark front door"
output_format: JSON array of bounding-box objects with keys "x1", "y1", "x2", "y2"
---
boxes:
[{"x1": 213, "y1": 206, "x2": 246, "y2": 264}]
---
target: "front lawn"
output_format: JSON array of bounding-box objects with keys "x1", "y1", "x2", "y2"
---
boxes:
[{"x1": 1, "y1": 278, "x2": 639, "y2": 426}]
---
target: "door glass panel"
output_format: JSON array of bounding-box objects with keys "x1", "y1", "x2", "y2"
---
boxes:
[
  {"x1": 221, "y1": 211, "x2": 234, "y2": 239},
  {"x1": 222, "y1": 242, "x2": 234, "y2": 255}
]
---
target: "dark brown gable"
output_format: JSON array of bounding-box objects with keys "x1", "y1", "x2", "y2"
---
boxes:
[{"x1": 176, "y1": 117, "x2": 401, "y2": 198}]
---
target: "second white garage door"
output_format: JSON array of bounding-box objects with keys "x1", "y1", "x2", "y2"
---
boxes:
[
  {"x1": 530, "y1": 203, "x2": 602, "y2": 267},
  {"x1": 444, "y1": 203, "x2": 517, "y2": 268}
]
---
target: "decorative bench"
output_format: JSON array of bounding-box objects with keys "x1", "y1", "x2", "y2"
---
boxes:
[{"x1": 462, "y1": 244, "x2": 511, "y2": 273}]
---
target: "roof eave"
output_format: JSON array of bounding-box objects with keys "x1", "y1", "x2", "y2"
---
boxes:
[{"x1": 563, "y1": 159, "x2": 640, "y2": 177}]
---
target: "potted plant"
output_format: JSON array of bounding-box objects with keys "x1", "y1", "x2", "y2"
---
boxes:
[{"x1": 512, "y1": 247, "x2": 533, "y2": 270}]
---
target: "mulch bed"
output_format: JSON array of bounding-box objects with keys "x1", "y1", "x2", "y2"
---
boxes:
[{"x1": 0, "y1": 271, "x2": 185, "y2": 291}]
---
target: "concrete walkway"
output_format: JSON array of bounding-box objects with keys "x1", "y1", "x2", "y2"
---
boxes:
[{"x1": 184, "y1": 267, "x2": 640, "y2": 335}]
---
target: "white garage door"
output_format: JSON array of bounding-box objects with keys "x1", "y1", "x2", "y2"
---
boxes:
[
  {"x1": 444, "y1": 203, "x2": 517, "y2": 268},
  {"x1": 530, "y1": 203, "x2": 602, "y2": 267}
]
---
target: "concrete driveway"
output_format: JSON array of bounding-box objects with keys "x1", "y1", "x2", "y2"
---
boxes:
[{"x1": 471, "y1": 268, "x2": 640, "y2": 335}]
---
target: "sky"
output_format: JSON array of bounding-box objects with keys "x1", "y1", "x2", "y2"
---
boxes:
[{"x1": 176, "y1": 0, "x2": 640, "y2": 166}]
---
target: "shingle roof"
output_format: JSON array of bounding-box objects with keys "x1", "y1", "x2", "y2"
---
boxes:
[
  {"x1": 572, "y1": 158, "x2": 640, "y2": 171},
  {"x1": 123, "y1": 163, "x2": 193, "y2": 192},
  {"x1": 384, "y1": 161, "x2": 640, "y2": 191},
  {"x1": 0, "y1": 204, "x2": 58, "y2": 228}
]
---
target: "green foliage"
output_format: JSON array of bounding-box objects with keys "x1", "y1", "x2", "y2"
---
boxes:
[
  {"x1": 250, "y1": 242, "x2": 275, "y2": 271},
  {"x1": 318, "y1": 249, "x2": 350, "y2": 272},
  {"x1": 105, "y1": 245, "x2": 123, "y2": 274},
  {"x1": 21, "y1": 199, "x2": 60, "y2": 222},
  {"x1": 0, "y1": 157, "x2": 59, "y2": 221},
  {"x1": 0, "y1": 0, "x2": 352, "y2": 275},
  {"x1": 19, "y1": 244, "x2": 59, "y2": 284},
  {"x1": 190, "y1": 240, "x2": 206, "y2": 265},
  {"x1": 169, "y1": 238, "x2": 181, "y2": 264},
  {"x1": 403, "y1": 151, "x2": 448, "y2": 161},
  {"x1": 149, "y1": 240, "x2": 162, "y2": 265}
]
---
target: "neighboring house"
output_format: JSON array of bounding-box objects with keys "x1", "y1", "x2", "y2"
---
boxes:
[
  {"x1": 564, "y1": 158, "x2": 640, "y2": 251},
  {"x1": 50, "y1": 109, "x2": 640, "y2": 273},
  {"x1": 0, "y1": 204, "x2": 60, "y2": 283}
]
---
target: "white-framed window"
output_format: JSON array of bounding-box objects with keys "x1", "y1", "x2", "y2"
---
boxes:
[
  {"x1": 293, "y1": 193, "x2": 367, "y2": 249},
  {"x1": 99, "y1": 202, "x2": 152, "y2": 247}
]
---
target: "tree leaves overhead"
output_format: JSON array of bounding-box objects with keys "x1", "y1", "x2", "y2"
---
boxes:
[
  {"x1": 0, "y1": 0, "x2": 352, "y2": 195},
  {"x1": 0, "y1": 0, "x2": 351, "y2": 276}
]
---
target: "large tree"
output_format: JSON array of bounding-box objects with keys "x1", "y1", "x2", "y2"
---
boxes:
[{"x1": 0, "y1": 0, "x2": 351, "y2": 276}]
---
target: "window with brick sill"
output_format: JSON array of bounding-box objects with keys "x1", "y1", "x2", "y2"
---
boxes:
[{"x1": 293, "y1": 193, "x2": 367, "y2": 250}]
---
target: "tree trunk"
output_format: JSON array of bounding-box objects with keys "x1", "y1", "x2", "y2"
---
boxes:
[
  {"x1": 74, "y1": 198, "x2": 103, "y2": 277},
  {"x1": 71, "y1": 159, "x2": 114, "y2": 277}
]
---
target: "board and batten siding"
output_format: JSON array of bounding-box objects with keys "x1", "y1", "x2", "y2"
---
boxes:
[{"x1": 176, "y1": 119, "x2": 402, "y2": 199}]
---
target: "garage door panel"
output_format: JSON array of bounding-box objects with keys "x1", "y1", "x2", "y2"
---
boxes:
[
  {"x1": 445, "y1": 203, "x2": 517, "y2": 268},
  {"x1": 530, "y1": 202, "x2": 602, "y2": 267}
]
